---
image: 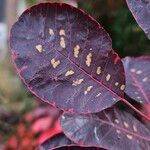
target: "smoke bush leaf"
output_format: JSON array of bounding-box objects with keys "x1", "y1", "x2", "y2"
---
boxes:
[
  {"x1": 38, "y1": 133, "x2": 104, "y2": 150},
  {"x1": 126, "y1": 0, "x2": 150, "y2": 39},
  {"x1": 123, "y1": 57, "x2": 150, "y2": 104},
  {"x1": 10, "y1": 3, "x2": 125, "y2": 113},
  {"x1": 61, "y1": 107, "x2": 150, "y2": 150}
]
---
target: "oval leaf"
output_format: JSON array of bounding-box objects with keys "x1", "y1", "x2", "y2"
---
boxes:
[
  {"x1": 38, "y1": 133, "x2": 104, "y2": 150},
  {"x1": 10, "y1": 2, "x2": 125, "y2": 113},
  {"x1": 123, "y1": 56, "x2": 150, "y2": 104},
  {"x1": 61, "y1": 107, "x2": 150, "y2": 150},
  {"x1": 126, "y1": 0, "x2": 150, "y2": 39}
]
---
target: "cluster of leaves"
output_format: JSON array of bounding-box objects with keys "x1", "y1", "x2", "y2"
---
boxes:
[{"x1": 9, "y1": 2, "x2": 150, "y2": 150}]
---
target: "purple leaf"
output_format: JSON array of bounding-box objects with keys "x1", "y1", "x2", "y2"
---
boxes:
[
  {"x1": 38, "y1": 133, "x2": 104, "y2": 150},
  {"x1": 126, "y1": 0, "x2": 150, "y2": 39},
  {"x1": 10, "y1": 2, "x2": 125, "y2": 113},
  {"x1": 61, "y1": 107, "x2": 150, "y2": 150},
  {"x1": 123, "y1": 56, "x2": 150, "y2": 104}
]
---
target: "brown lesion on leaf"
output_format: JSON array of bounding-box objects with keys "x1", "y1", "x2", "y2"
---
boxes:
[
  {"x1": 113, "y1": 98, "x2": 117, "y2": 101},
  {"x1": 59, "y1": 29, "x2": 66, "y2": 49},
  {"x1": 96, "y1": 66, "x2": 101, "y2": 75},
  {"x1": 136, "y1": 70, "x2": 142, "y2": 74},
  {"x1": 49, "y1": 28, "x2": 54, "y2": 36},
  {"x1": 120, "y1": 84, "x2": 125, "y2": 91},
  {"x1": 84, "y1": 86, "x2": 93, "y2": 95},
  {"x1": 133, "y1": 125, "x2": 137, "y2": 132},
  {"x1": 65, "y1": 70, "x2": 75, "y2": 77},
  {"x1": 72, "y1": 79, "x2": 84, "y2": 86},
  {"x1": 73, "y1": 45, "x2": 80, "y2": 58},
  {"x1": 116, "y1": 130, "x2": 121, "y2": 134},
  {"x1": 115, "y1": 82, "x2": 119, "y2": 86},
  {"x1": 126, "y1": 134, "x2": 133, "y2": 140},
  {"x1": 114, "y1": 119, "x2": 119, "y2": 124},
  {"x1": 106, "y1": 74, "x2": 111, "y2": 81},
  {"x1": 142, "y1": 77, "x2": 148, "y2": 82},
  {"x1": 130, "y1": 68, "x2": 136, "y2": 73},
  {"x1": 51, "y1": 58, "x2": 60, "y2": 68},
  {"x1": 35, "y1": 44, "x2": 44, "y2": 53},
  {"x1": 59, "y1": 29, "x2": 65, "y2": 36},
  {"x1": 60, "y1": 37, "x2": 66, "y2": 49},
  {"x1": 95, "y1": 92, "x2": 101, "y2": 97},
  {"x1": 86, "y1": 53, "x2": 92, "y2": 67},
  {"x1": 123, "y1": 122, "x2": 129, "y2": 128}
]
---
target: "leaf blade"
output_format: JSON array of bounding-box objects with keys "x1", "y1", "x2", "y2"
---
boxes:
[
  {"x1": 123, "y1": 56, "x2": 150, "y2": 104},
  {"x1": 126, "y1": 0, "x2": 150, "y2": 39},
  {"x1": 61, "y1": 107, "x2": 150, "y2": 150},
  {"x1": 10, "y1": 2, "x2": 125, "y2": 113},
  {"x1": 38, "y1": 133, "x2": 104, "y2": 150}
]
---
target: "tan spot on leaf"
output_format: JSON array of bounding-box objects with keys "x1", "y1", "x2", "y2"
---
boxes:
[
  {"x1": 139, "y1": 100, "x2": 143, "y2": 103},
  {"x1": 115, "y1": 82, "x2": 119, "y2": 86},
  {"x1": 126, "y1": 134, "x2": 133, "y2": 140},
  {"x1": 36, "y1": 44, "x2": 44, "y2": 53},
  {"x1": 106, "y1": 74, "x2": 111, "y2": 81},
  {"x1": 73, "y1": 45, "x2": 80, "y2": 58},
  {"x1": 142, "y1": 77, "x2": 148, "y2": 82},
  {"x1": 115, "y1": 119, "x2": 119, "y2": 124},
  {"x1": 65, "y1": 70, "x2": 75, "y2": 77},
  {"x1": 84, "y1": 86, "x2": 93, "y2": 95},
  {"x1": 133, "y1": 125, "x2": 137, "y2": 132},
  {"x1": 86, "y1": 53, "x2": 92, "y2": 67},
  {"x1": 72, "y1": 79, "x2": 84, "y2": 86},
  {"x1": 116, "y1": 130, "x2": 121, "y2": 134},
  {"x1": 134, "y1": 91, "x2": 138, "y2": 95},
  {"x1": 51, "y1": 58, "x2": 60, "y2": 68},
  {"x1": 137, "y1": 96, "x2": 141, "y2": 99},
  {"x1": 113, "y1": 98, "x2": 117, "y2": 101},
  {"x1": 49, "y1": 28, "x2": 54, "y2": 35},
  {"x1": 96, "y1": 92, "x2": 101, "y2": 97},
  {"x1": 130, "y1": 68, "x2": 136, "y2": 72},
  {"x1": 96, "y1": 66, "x2": 101, "y2": 75},
  {"x1": 120, "y1": 84, "x2": 125, "y2": 91},
  {"x1": 124, "y1": 122, "x2": 129, "y2": 128},
  {"x1": 59, "y1": 29, "x2": 65, "y2": 36},
  {"x1": 136, "y1": 70, "x2": 142, "y2": 74},
  {"x1": 60, "y1": 37, "x2": 66, "y2": 49}
]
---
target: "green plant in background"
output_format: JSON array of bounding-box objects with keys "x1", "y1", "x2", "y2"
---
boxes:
[
  {"x1": 111, "y1": 7, "x2": 150, "y2": 57},
  {"x1": 26, "y1": 0, "x2": 39, "y2": 5},
  {"x1": 79, "y1": 0, "x2": 150, "y2": 57}
]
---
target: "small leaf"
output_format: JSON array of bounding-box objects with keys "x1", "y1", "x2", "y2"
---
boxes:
[
  {"x1": 10, "y1": 3, "x2": 125, "y2": 113},
  {"x1": 126, "y1": 0, "x2": 150, "y2": 39},
  {"x1": 123, "y1": 56, "x2": 150, "y2": 104},
  {"x1": 61, "y1": 107, "x2": 150, "y2": 150},
  {"x1": 38, "y1": 133, "x2": 104, "y2": 150}
]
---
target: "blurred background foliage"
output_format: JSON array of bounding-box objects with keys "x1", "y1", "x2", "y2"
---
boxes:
[{"x1": 0, "y1": 0, "x2": 149, "y2": 149}]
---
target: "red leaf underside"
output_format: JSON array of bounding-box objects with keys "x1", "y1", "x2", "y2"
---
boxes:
[
  {"x1": 126, "y1": 0, "x2": 150, "y2": 39},
  {"x1": 38, "y1": 133, "x2": 104, "y2": 150},
  {"x1": 123, "y1": 57, "x2": 150, "y2": 104},
  {"x1": 10, "y1": 2, "x2": 125, "y2": 113},
  {"x1": 61, "y1": 107, "x2": 150, "y2": 150}
]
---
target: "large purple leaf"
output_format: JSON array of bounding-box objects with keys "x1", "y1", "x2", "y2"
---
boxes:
[
  {"x1": 123, "y1": 56, "x2": 150, "y2": 104},
  {"x1": 126, "y1": 0, "x2": 150, "y2": 39},
  {"x1": 10, "y1": 2, "x2": 125, "y2": 113},
  {"x1": 61, "y1": 107, "x2": 150, "y2": 150},
  {"x1": 38, "y1": 133, "x2": 104, "y2": 150}
]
